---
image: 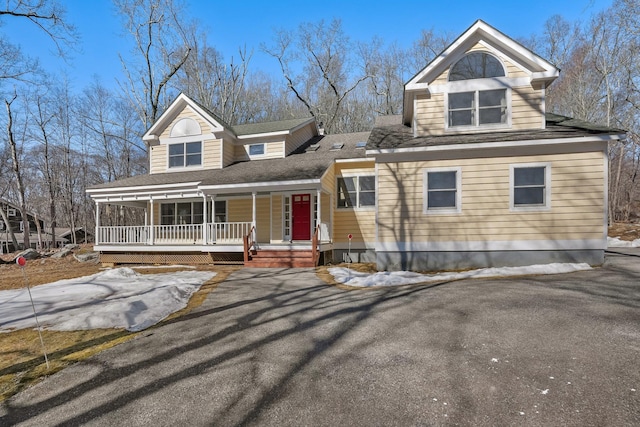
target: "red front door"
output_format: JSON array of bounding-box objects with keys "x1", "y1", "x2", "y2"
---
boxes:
[{"x1": 292, "y1": 194, "x2": 311, "y2": 240}]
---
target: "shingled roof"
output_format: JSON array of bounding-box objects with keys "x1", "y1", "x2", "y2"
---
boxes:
[
  {"x1": 88, "y1": 132, "x2": 371, "y2": 190},
  {"x1": 367, "y1": 113, "x2": 625, "y2": 151}
]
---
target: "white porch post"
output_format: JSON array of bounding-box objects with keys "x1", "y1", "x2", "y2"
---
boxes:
[
  {"x1": 252, "y1": 191, "x2": 257, "y2": 244},
  {"x1": 202, "y1": 193, "x2": 208, "y2": 245},
  {"x1": 317, "y1": 189, "x2": 322, "y2": 232},
  {"x1": 149, "y1": 198, "x2": 155, "y2": 245},
  {"x1": 95, "y1": 201, "x2": 100, "y2": 245},
  {"x1": 211, "y1": 195, "x2": 216, "y2": 243}
]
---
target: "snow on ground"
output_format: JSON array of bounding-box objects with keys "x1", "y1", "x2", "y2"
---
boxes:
[
  {"x1": 329, "y1": 263, "x2": 592, "y2": 288},
  {"x1": 0, "y1": 268, "x2": 215, "y2": 332},
  {"x1": 607, "y1": 236, "x2": 640, "y2": 248}
]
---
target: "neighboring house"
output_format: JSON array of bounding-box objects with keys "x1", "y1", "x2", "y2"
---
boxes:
[
  {"x1": 0, "y1": 198, "x2": 67, "y2": 252},
  {"x1": 58, "y1": 227, "x2": 94, "y2": 245},
  {"x1": 86, "y1": 20, "x2": 624, "y2": 270}
]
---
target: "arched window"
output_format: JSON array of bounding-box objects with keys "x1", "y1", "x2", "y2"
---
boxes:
[
  {"x1": 170, "y1": 118, "x2": 201, "y2": 137},
  {"x1": 449, "y1": 52, "x2": 505, "y2": 81}
]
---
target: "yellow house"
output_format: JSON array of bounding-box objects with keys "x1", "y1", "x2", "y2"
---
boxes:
[{"x1": 87, "y1": 20, "x2": 624, "y2": 270}]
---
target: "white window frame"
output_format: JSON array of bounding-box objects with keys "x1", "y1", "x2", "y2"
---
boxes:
[
  {"x1": 509, "y1": 162, "x2": 551, "y2": 212},
  {"x1": 336, "y1": 174, "x2": 376, "y2": 210},
  {"x1": 423, "y1": 167, "x2": 462, "y2": 214},
  {"x1": 445, "y1": 85, "x2": 511, "y2": 131},
  {"x1": 248, "y1": 143, "x2": 266, "y2": 159},
  {"x1": 167, "y1": 141, "x2": 203, "y2": 170},
  {"x1": 7, "y1": 208, "x2": 16, "y2": 217},
  {"x1": 160, "y1": 201, "x2": 205, "y2": 225}
]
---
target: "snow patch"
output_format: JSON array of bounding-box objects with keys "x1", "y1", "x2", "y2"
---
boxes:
[
  {"x1": 329, "y1": 263, "x2": 592, "y2": 288},
  {"x1": 0, "y1": 268, "x2": 215, "y2": 332},
  {"x1": 607, "y1": 236, "x2": 640, "y2": 248}
]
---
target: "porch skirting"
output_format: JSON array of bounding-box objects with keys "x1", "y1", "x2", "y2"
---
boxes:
[
  {"x1": 99, "y1": 252, "x2": 243, "y2": 265},
  {"x1": 376, "y1": 249, "x2": 605, "y2": 272}
]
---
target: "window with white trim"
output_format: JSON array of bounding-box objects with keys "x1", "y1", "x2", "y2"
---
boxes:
[
  {"x1": 249, "y1": 144, "x2": 265, "y2": 156},
  {"x1": 337, "y1": 176, "x2": 376, "y2": 209},
  {"x1": 161, "y1": 202, "x2": 204, "y2": 225},
  {"x1": 510, "y1": 164, "x2": 551, "y2": 210},
  {"x1": 423, "y1": 168, "x2": 461, "y2": 213},
  {"x1": 213, "y1": 200, "x2": 227, "y2": 223},
  {"x1": 168, "y1": 141, "x2": 202, "y2": 168},
  {"x1": 446, "y1": 52, "x2": 509, "y2": 129}
]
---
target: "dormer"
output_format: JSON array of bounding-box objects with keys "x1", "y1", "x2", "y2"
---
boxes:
[{"x1": 404, "y1": 20, "x2": 559, "y2": 137}]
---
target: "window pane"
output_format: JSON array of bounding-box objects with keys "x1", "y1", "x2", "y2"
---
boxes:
[
  {"x1": 359, "y1": 176, "x2": 375, "y2": 191},
  {"x1": 449, "y1": 52, "x2": 505, "y2": 81},
  {"x1": 515, "y1": 167, "x2": 545, "y2": 186},
  {"x1": 337, "y1": 177, "x2": 356, "y2": 208},
  {"x1": 450, "y1": 110, "x2": 473, "y2": 126},
  {"x1": 161, "y1": 204, "x2": 174, "y2": 225},
  {"x1": 186, "y1": 142, "x2": 201, "y2": 154},
  {"x1": 359, "y1": 192, "x2": 375, "y2": 207},
  {"x1": 428, "y1": 191, "x2": 456, "y2": 208},
  {"x1": 249, "y1": 144, "x2": 265, "y2": 155},
  {"x1": 514, "y1": 188, "x2": 544, "y2": 205},
  {"x1": 168, "y1": 144, "x2": 184, "y2": 156},
  {"x1": 479, "y1": 89, "x2": 505, "y2": 107},
  {"x1": 449, "y1": 92, "x2": 474, "y2": 109},
  {"x1": 214, "y1": 201, "x2": 227, "y2": 222},
  {"x1": 177, "y1": 202, "x2": 191, "y2": 224},
  {"x1": 428, "y1": 171, "x2": 456, "y2": 190},
  {"x1": 479, "y1": 107, "x2": 504, "y2": 124}
]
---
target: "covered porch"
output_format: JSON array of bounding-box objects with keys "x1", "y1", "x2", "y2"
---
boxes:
[{"x1": 89, "y1": 181, "x2": 334, "y2": 265}]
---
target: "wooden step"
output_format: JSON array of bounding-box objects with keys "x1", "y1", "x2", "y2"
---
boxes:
[{"x1": 245, "y1": 249, "x2": 318, "y2": 268}]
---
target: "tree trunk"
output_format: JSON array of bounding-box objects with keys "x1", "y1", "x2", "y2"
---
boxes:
[
  {"x1": 0, "y1": 206, "x2": 18, "y2": 252},
  {"x1": 5, "y1": 95, "x2": 30, "y2": 250}
]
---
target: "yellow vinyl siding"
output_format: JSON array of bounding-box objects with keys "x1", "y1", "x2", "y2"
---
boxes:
[
  {"x1": 202, "y1": 138, "x2": 222, "y2": 169},
  {"x1": 159, "y1": 106, "x2": 212, "y2": 139},
  {"x1": 333, "y1": 161, "x2": 376, "y2": 244},
  {"x1": 235, "y1": 141, "x2": 284, "y2": 161},
  {"x1": 266, "y1": 141, "x2": 284, "y2": 158},
  {"x1": 149, "y1": 144, "x2": 167, "y2": 174},
  {"x1": 256, "y1": 198, "x2": 270, "y2": 242},
  {"x1": 228, "y1": 199, "x2": 252, "y2": 223},
  {"x1": 511, "y1": 86, "x2": 543, "y2": 130},
  {"x1": 223, "y1": 140, "x2": 234, "y2": 167},
  {"x1": 415, "y1": 93, "x2": 444, "y2": 136},
  {"x1": 377, "y1": 151, "x2": 605, "y2": 243},
  {"x1": 271, "y1": 195, "x2": 283, "y2": 242},
  {"x1": 285, "y1": 123, "x2": 314, "y2": 154}
]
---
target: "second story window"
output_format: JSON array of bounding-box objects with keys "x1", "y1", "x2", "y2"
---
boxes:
[
  {"x1": 169, "y1": 141, "x2": 202, "y2": 168},
  {"x1": 447, "y1": 52, "x2": 508, "y2": 129}
]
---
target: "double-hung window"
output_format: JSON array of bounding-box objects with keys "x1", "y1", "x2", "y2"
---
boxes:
[
  {"x1": 423, "y1": 168, "x2": 461, "y2": 214},
  {"x1": 448, "y1": 89, "x2": 507, "y2": 127},
  {"x1": 510, "y1": 164, "x2": 550, "y2": 210},
  {"x1": 161, "y1": 202, "x2": 204, "y2": 225},
  {"x1": 168, "y1": 141, "x2": 202, "y2": 168},
  {"x1": 337, "y1": 176, "x2": 376, "y2": 209}
]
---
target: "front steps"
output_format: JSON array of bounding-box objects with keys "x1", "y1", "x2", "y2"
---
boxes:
[{"x1": 245, "y1": 249, "x2": 318, "y2": 268}]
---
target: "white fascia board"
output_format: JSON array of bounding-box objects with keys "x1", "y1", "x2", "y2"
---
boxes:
[
  {"x1": 143, "y1": 93, "x2": 226, "y2": 143},
  {"x1": 376, "y1": 238, "x2": 606, "y2": 252},
  {"x1": 200, "y1": 178, "x2": 322, "y2": 193},
  {"x1": 366, "y1": 134, "x2": 624, "y2": 157},
  {"x1": 236, "y1": 130, "x2": 290, "y2": 140},
  {"x1": 86, "y1": 181, "x2": 202, "y2": 194},
  {"x1": 335, "y1": 157, "x2": 372, "y2": 163}
]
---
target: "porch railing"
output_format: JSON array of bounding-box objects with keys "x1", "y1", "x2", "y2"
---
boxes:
[
  {"x1": 97, "y1": 226, "x2": 148, "y2": 245},
  {"x1": 208, "y1": 222, "x2": 253, "y2": 244},
  {"x1": 153, "y1": 224, "x2": 203, "y2": 244},
  {"x1": 96, "y1": 222, "x2": 253, "y2": 245}
]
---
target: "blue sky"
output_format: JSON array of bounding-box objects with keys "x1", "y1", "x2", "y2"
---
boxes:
[{"x1": 0, "y1": 0, "x2": 613, "y2": 92}]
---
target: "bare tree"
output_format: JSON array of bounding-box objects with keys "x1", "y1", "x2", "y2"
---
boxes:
[
  {"x1": 263, "y1": 19, "x2": 371, "y2": 134},
  {"x1": 114, "y1": 0, "x2": 195, "y2": 130}
]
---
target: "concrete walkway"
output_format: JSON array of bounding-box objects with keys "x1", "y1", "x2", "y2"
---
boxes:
[{"x1": 1, "y1": 260, "x2": 639, "y2": 426}]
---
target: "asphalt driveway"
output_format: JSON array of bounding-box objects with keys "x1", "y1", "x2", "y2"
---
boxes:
[{"x1": 1, "y1": 253, "x2": 639, "y2": 426}]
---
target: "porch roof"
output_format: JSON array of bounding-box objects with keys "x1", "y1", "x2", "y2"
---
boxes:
[{"x1": 87, "y1": 132, "x2": 371, "y2": 193}]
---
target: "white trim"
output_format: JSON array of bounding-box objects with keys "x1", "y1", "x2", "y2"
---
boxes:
[
  {"x1": 159, "y1": 133, "x2": 214, "y2": 145},
  {"x1": 335, "y1": 158, "x2": 371, "y2": 163},
  {"x1": 603, "y1": 148, "x2": 609, "y2": 240},
  {"x1": 336, "y1": 174, "x2": 376, "y2": 210},
  {"x1": 444, "y1": 87, "x2": 511, "y2": 132},
  {"x1": 376, "y1": 238, "x2": 606, "y2": 252},
  {"x1": 237, "y1": 130, "x2": 289, "y2": 139},
  {"x1": 166, "y1": 140, "x2": 204, "y2": 171},
  {"x1": 247, "y1": 143, "x2": 266, "y2": 159},
  {"x1": 541, "y1": 83, "x2": 546, "y2": 128},
  {"x1": 366, "y1": 134, "x2": 624, "y2": 156},
  {"x1": 429, "y1": 77, "x2": 528, "y2": 94},
  {"x1": 200, "y1": 179, "x2": 321, "y2": 192},
  {"x1": 423, "y1": 167, "x2": 462, "y2": 214},
  {"x1": 87, "y1": 181, "x2": 202, "y2": 194},
  {"x1": 509, "y1": 162, "x2": 551, "y2": 212},
  {"x1": 333, "y1": 242, "x2": 376, "y2": 250}
]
